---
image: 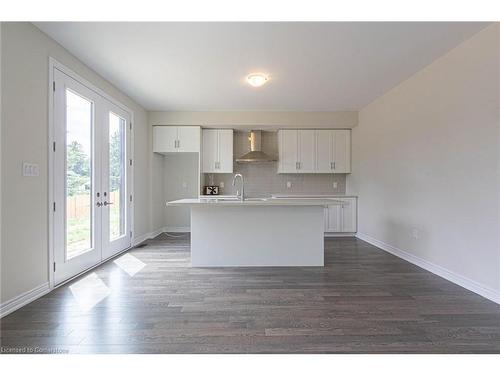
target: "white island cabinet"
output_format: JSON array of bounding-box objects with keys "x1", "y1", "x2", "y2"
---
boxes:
[{"x1": 167, "y1": 198, "x2": 344, "y2": 267}]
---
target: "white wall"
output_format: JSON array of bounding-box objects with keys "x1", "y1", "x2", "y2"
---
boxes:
[
  {"x1": 0, "y1": 23, "x2": 151, "y2": 304},
  {"x1": 163, "y1": 154, "x2": 199, "y2": 229},
  {"x1": 149, "y1": 111, "x2": 358, "y2": 129},
  {"x1": 348, "y1": 24, "x2": 500, "y2": 302}
]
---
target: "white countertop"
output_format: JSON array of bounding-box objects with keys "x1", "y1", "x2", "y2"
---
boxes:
[
  {"x1": 272, "y1": 194, "x2": 358, "y2": 199},
  {"x1": 168, "y1": 197, "x2": 344, "y2": 206}
]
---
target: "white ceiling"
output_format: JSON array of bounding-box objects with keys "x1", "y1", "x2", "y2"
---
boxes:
[{"x1": 35, "y1": 22, "x2": 488, "y2": 111}]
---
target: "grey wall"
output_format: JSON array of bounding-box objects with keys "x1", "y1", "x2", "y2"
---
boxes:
[
  {"x1": 0, "y1": 23, "x2": 150, "y2": 304},
  {"x1": 347, "y1": 24, "x2": 500, "y2": 300}
]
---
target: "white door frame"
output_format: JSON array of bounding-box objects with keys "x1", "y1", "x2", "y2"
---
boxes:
[{"x1": 48, "y1": 57, "x2": 135, "y2": 289}]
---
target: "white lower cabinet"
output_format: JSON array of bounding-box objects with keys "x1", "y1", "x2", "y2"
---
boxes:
[{"x1": 324, "y1": 198, "x2": 357, "y2": 234}]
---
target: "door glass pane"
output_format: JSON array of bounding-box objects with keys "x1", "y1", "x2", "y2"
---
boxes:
[
  {"x1": 109, "y1": 112, "x2": 126, "y2": 240},
  {"x1": 66, "y1": 89, "x2": 93, "y2": 260}
]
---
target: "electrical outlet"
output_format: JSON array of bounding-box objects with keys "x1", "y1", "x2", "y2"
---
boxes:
[
  {"x1": 182, "y1": 181, "x2": 188, "y2": 189},
  {"x1": 333, "y1": 182, "x2": 338, "y2": 189},
  {"x1": 411, "y1": 228, "x2": 419, "y2": 239},
  {"x1": 220, "y1": 181, "x2": 225, "y2": 188},
  {"x1": 22, "y1": 162, "x2": 39, "y2": 177},
  {"x1": 286, "y1": 181, "x2": 292, "y2": 189}
]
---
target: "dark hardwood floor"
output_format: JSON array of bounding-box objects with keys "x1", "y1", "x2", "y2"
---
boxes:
[{"x1": 1, "y1": 235, "x2": 499, "y2": 353}]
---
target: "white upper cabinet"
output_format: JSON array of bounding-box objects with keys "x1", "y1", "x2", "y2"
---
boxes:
[
  {"x1": 177, "y1": 126, "x2": 202, "y2": 152},
  {"x1": 202, "y1": 129, "x2": 218, "y2": 172},
  {"x1": 298, "y1": 130, "x2": 316, "y2": 173},
  {"x1": 202, "y1": 129, "x2": 233, "y2": 173},
  {"x1": 217, "y1": 129, "x2": 233, "y2": 173},
  {"x1": 278, "y1": 130, "x2": 299, "y2": 173},
  {"x1": 153, "y1": 126, "x2": 201, "y2": 153},
  {"x1": 316, "y1": 130, "x2": 334, "y2": 173},
  {"x1": 153, "y1": 126, "x2": 178, "y2": 153},
  {"x1": 278, "y1": 129, "x2": 351, "y2": 174},
  {"x1": 332, "y1": 130, "x2": 351, "y2": 173}
]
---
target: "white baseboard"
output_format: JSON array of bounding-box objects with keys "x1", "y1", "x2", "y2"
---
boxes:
[
  {"x1": 163, "y1": 226, "x2": 190, "y2": 233},
  {"x1": 325, "y1": 232, "x2": 356, "y2": 237},
  {"x1": 132, "y1": 226, "x2": 190, "y2": 245},
  {"x1": 132, "y1": 232, "x2": 151, "y2": 246},
  {"x1": 356, "y1": 232, "x2": 500, "y2": 305},
  {"x1": 0, "y1": 282, "x2": 51, "y2": 318}
]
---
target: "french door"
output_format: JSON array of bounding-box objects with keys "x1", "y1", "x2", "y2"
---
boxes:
[{"x1": 53, "y1": 68, "x2": 131, "y2": 285}]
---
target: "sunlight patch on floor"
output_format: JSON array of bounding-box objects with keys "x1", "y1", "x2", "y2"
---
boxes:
[
  {"x1": 113, "y1": 253, "x2": 146, "y2": 277},
  {"x1": 69, "y1": 272, "x2": 111, "y2": 312}
]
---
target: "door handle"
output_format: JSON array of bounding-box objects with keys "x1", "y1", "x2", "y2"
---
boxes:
[{"x1": 103, "y1": 201, "x2": 114, "y2": 206}]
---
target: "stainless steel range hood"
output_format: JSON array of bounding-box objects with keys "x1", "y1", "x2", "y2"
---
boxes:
[{"x1": 236, "y1": 130, "x2": 276, "y2": 163}]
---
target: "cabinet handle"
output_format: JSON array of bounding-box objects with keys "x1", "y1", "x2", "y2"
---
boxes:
[
  {"x1": 330, "y1": 162, "x2": 333, "y2": 169},
  {"x1": 296, "y1": 162, "x2": 300, "y2": 170},
  {"x1": 174, "y1": 140, "x2": 178, "y2": 148},
  {"x1": 177, "y1": 139, "x2": 180, "y2": 148},
  {"x1": 333, "y1": 161, "x2": 336, "y2": 170}
]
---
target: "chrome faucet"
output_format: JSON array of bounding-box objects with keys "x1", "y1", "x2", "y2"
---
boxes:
[{"x1": 232, "y1": 173, "x2": 245, "y2": 201}]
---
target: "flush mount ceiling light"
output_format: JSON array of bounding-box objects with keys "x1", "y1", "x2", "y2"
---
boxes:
[{"x1": 246, "y1": 73, "x2": 269, "y2": 87}]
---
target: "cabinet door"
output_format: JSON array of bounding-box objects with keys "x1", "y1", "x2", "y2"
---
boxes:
[
  {"x1": 340, "y1": 198, "x2": 357, "y2": 233},
  {"x1": 315, "y1": 130, "x2": 334, "y2": 173},
  {"x1": 177, "y1": 126, "x2": 200, "y2": 152},
  {"x1": 153, "y1": 126, "x2": 178, "y2": 153},
  {"x1": 202, "y1": 129, "x2": 218, "y2": 173},
  {"x1": 324, "y1": 207, "x2": 329, "y2": 232},
  {"x1": 333, "y1": 130, "x2": 351, "y2": 173},
  {"x1": 217, "y1": 129, "x2": 233, "y2": 173},
  {"x1": 278, "y1": 130, "x2": 298, "y2": 173},
  {"x1": 325, "y1": 204, "x2": 341, "y2": 232},
  {"x1": 298, "y1": 130, "x2": 316, "y2": 173}
]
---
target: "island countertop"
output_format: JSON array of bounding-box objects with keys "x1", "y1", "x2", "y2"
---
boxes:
[{"x1": 167, "y1": 197, "x2": 343, "y2": 206}]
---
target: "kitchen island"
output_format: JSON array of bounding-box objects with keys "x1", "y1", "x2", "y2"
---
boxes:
[{"x1": 167, "y1": 197, "x2": 342, "y2": 267}]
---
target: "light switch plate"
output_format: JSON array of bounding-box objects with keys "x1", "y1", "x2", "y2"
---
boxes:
[
  {"x1": 286, "y1": 181, "x2": 292, "y2": 189},
  {"x1": 333, "y1": 182, "x2": 338, "y2": 189},
  {"x1": 22, "y1": 162, "x2": 39, "y2": 177}
]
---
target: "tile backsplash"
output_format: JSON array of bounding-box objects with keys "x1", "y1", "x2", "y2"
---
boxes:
[{"x1": 203, "y1": 131, "x2": 346, "y2": 196}]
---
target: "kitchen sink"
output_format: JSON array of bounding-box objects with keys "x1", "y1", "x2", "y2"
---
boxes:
[{"x1": 200, "y1": 197, "x2": 271, "y2": 202}]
